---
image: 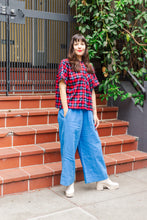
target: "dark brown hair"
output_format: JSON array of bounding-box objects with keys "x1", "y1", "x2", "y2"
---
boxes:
[{"x1": 67, "y1": 34, "x2": 94, "y2": 74}]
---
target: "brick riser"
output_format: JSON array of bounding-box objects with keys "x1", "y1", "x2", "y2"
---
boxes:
[
  {"x1": 0, "y1": 95, "x2": 106, "y2": 110},
  {"x1": 0, "y1": 95, "x2": 146, "y2": 196}
]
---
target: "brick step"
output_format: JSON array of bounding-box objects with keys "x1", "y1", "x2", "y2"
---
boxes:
[
  {"x1": 0, "y1": 94, "x2": 106, "y2": 110},
  {"x1": 0, "y1": 106, "x2": 118, "y2": 128},
  {"x1": 0, "y1": 135, "x2": 138, "y2": 170},
  {"x1": 0, "y1": 120, "x2": 129, "y2": 148},
  {"x1": 0, "y1": 150, "x2": 147, "y2": 196}
]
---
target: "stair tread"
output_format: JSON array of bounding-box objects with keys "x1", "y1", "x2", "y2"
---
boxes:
[
  {"x1": 14, "y1": 145, "x2": 44, "y2": 156},
  {"x1": 0, "y1": 106, "x2": 118, "y2": 117},
  {"x1": 0, "y1": 95, "x2": 55, "y2": 101},
  {"x1": 0, "y1": 148, "x2": 20, "y2": 159},
  {"x1": 108, "y1": 151, "x2": 147, "y2": 163},
  {"x1": 38, "y1": 142, "x2": 60, "y2": 152},
  {"x1": 0, "y1": 120, "x2": 128, "y2": 137},
  {"x1": 0, "y1": 168, "x2": 29, "y2": 183},
  {"x1": 22, "y1": 164, "x2": 53, "y2": 179},
  {"x1": 0, "y1": 108, "x2": 58, "y2": 117},
  {"x1": 101, "y1": 135, "x2": 137, "y2": 146}
]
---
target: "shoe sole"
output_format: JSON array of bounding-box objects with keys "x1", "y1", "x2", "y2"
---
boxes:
[
  {"x1": 97, "y1": 184, "x2": 119, "y2": 191},
  {"x1": 65, "y1": 192, "x2": 74, "y2": 198}
]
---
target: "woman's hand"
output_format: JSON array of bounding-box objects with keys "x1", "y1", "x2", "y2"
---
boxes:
[
  {"x1": 93, "y1": 113, "x2": 100, "y2": 129},
  {"x1": 64, "y1": 108, "x2": 68, "y2": 117}
]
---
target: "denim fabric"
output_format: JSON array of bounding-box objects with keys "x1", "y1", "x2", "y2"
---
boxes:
[{"x1": 58, "y1": 109, "x2": 108, "y2": 186}]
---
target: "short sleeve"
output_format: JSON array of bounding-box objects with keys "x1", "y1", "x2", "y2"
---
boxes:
[
  {"x1": 89, "y1": 64, "x2": 99, "y2": 90},
  {"x1": 90, "y1": 73, "x2": 99, "y2": 90},
  {"x1": 57, "y1": 59, "x2": 69, "y2": 84}
]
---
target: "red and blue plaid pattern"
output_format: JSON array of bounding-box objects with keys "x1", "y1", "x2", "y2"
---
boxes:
[{"x1": 55, "y1": 59, "x2": 99, "y2": 110}]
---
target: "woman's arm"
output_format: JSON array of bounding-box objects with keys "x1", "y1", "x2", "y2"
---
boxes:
[
  {"x1": 92, "y1": 89, "x2": 99, "y2": 129},
  {"x1": 59, "y1": 79, "x2": 68, "y2": 117}
]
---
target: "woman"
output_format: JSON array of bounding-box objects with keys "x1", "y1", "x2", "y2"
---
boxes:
[{"x1": 56, "y1": 34, "x2": 119, "y2": 198}]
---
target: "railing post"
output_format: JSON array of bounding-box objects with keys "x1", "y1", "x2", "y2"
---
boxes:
[
  {"x1": 67, "y1": 0, "x2": 70, "y2": 55},
  {"x1": 6, "y1": 0, "x2": 10, "y2": 96}
]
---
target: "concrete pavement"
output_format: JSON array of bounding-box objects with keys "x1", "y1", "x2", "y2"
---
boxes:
[{"x1": 0, "y1": 168, "x2": 147, "y2": 220}]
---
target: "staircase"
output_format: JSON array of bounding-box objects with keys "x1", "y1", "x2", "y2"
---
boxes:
[{"x1": 0, "y1": 94, "x2": 147, "y2": 196}]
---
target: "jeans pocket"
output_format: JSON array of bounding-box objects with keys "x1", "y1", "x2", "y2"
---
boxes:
[{"x1": 64, "y1": 109, "x2": 71, "y2": 119}]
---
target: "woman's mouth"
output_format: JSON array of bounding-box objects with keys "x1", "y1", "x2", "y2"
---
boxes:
[{"x1": 77, "y1": 50, "x2": 82, "y2": 52}]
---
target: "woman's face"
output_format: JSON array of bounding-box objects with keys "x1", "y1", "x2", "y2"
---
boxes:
[{"x1": 73, "y1": 40, "x2": 86, "y2": 61}]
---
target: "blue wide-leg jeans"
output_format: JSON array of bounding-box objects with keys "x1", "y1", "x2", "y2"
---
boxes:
[{"x1": 58, "y1": 109, "x2": 108, "y2": 186}]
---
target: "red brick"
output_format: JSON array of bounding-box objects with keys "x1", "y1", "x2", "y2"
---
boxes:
[
  {"x1": 116, "y1": 162, "x2": 133, "y2": 174},
  {"x1": 0, "y1": 101, "x2": 19, "y2": 110},
  {"x1": 104, "y1": 155, "x2": 116, "y2": 166},
  {"x1": 21, "y1": 154, "x2": 43, "y2": 167},
  {"x1": 98, "y1": 127, "x2": 111, "y2": 137},
  {"x1": 49, "y1": 115, "x2": 58, "y2": 124},
  {"x1": 53, "y1": 174, "x2": 61, "y2": 186},
  {"x1": 0, "y1": 128, "x2": 9, "y2": 137},
  {"x1": 125, "y1": 151, "x2": 147, "y2": 161},
  {"x1": 13, "y1": 134, "x2": 35, "y2": 146},
  {"x1": 22, "y1": 164, "x2": 53, "y2": 179},
  {"x1": 3, "y1": 180, "x2": 28, "y2": 195},
  {"x1": 0, "y1": 136, "x2": 12, "y2": 148},
  {"x1": 57, "y1": 133, "x2": 59, "y2": 141},
  {"x1": 44, "y1": 152, "x2": 61, "y2": 163},
  {"x1": 0, "y1": 157, "x2": 19, "y2": 170},
  {"x1": 133, "y1": 160, "x2": 147, "y2": 170},
  {"x1": 112, "y1": 126, "x2": 127, "y2": 135},
  {"x1": 29, "y1": 177, "x2": 52, "y2": 190},
  {"x1": 45, "y1": 162, "x2": 62, "y2": 175},
  {"x1": 102, "y1": 111, "x2": 117, "y2": 120},
  {"x1": 122, "y1": 141, "x2": 138, "y2": 152},
  {"x1": 76, "y1": 170, "x2": 84, "y2": 182},
  {"x1": 75, "y1": 150, "x2": 80, "y2": 159},
  {"x1": 96, "y1": 96, "x2": 107, "y2": 106},
  {"x1": 28, "y1": 115, "x2": 48, "y2": 125},
  {"x1": 11, "y1": 127, "x2": 35, "y2": 135},
  {"x1": 38, "y1": 142, "x2": 60, "y2": 152},
  {"x1": 14, "y1": 145, "x2": 43, "y2": 156},
  {"x1": 105, "y1": 144, "x2": 122, "y2": 154},
  {"x1": 0, "y1": 118, "x2": 5, "y2": 127},
  {"x1": 0, "y1": 168, "x2": 29, "y2": 183},
  {"x1": 36, "y1": 133, "x2": 56, "y2": 144},
  {"x1": 107, "y1": 165, "x2": 115, "y2": 175},
  {"x1": 41, "y1": 99, "x2": 55, "y2": 108},
  {"x1": 7, "y1": 117, "x2": 27, "y2": 127},
  {"x1": 108, "y1": 153, "x2": 134, "y2": 164},
  {"x1": 21, "y1": 100, "x2": 40, "y2": 109}
]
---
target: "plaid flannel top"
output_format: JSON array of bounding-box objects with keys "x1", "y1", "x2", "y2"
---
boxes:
[{"x1": 55, "y1": 59, "x2": 99, "y2": 111}]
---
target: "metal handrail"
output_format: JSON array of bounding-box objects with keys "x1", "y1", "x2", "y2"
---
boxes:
[{"x1": 127, "y1": 69, "x2": 146, "y2": 99}]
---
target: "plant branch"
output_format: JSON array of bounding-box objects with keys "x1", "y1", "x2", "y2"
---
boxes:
[{"x1": 121, "y1": 26, "x2": 147, "y2": 52}]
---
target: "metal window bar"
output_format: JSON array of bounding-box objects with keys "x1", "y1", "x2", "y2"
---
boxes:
[{"x1": 0, "y1": 0, "x2": 74, "y2": 95}]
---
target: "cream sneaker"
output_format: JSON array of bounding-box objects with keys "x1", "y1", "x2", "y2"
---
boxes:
[
  {"x1": 65, "y1": 183, "x2": 74, "y2": 198},
  {"x1": 96, "y1": 178, "x2": 119, "y2": 191}
]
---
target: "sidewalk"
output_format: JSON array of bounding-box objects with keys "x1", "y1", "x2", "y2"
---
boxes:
[{"x1": 0, "y1": 168, "x2": 147, "y2": 220}]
